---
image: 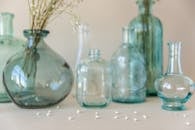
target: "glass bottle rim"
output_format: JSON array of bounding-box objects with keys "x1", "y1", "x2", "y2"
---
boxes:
[
  {"x1": 23, "y1": 29, "x2": 49, "y2": 38},
  {"x1": 0, "y1": 12, "x2": 14, "y2": 18},
  {"x1": 136, "y1": 0, "x2": 156, "y2": 5}
]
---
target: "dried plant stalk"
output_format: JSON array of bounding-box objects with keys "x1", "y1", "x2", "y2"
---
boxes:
[{"x1": 28, "y1": 0, "x2": 83, "y2": 30}]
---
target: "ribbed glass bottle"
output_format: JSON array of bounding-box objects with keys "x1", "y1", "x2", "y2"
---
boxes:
[
  {"x1": 128, "y1": 0, "x2": 163, "y2": 96},
  {"x1": 76, "y1": 49, "x2": 111, "y2": 108},
  {"x1": 111, "y1": 27, "x2": 146, "y2": 103}
]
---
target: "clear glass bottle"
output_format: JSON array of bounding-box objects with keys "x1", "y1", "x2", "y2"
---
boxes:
[
  {"x1": 155, "y1": 42, "x2": 194, "y2": 111},
  {"x1": 3, "y1": 29, "x2": 74, "y2": 108},
  {"x1": 129, "y1": 0, "x2": 163, "y2": 96},
  {"x1": 76, "y1": 49, "x2": 111, "y2": 108},
  {"x1": 111, "y1": 27, "x2": 146, "y2": 103},
  {"x1": 0, "y1": 12, "x2": 24, "y2": 103}
]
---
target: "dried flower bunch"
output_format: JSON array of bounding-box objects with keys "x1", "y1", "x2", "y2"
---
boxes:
[{"x1": 28, "y1": 0, "x2": 83, "y2": 30}]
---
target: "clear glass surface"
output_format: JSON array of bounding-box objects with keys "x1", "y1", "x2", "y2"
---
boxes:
[
  {"x1": 111, "y1": 27, "x2": 146, "y2": 103},
  {"x1": 155, "y1": 42, "x2": 195, "y2": 111},
  {"x1": 76, "y1": 49, "x2": 111, "y2": 108},
  {"x1": 0, "y1": 12, "x2": 24, "y2": 102}
]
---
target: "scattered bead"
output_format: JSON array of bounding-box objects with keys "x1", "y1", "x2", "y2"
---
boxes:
[
  {"x1": 183, "y1": 114, "x2": 189, "y2": 118},
  {"x1": 36, "y1": 112, "x2": 40, "y2": 116},
  {"x1": 95, "y1": 115, "x2": 101, "y2": 119},
  {"x1": 68, "y1": 116, "x2": 74, "y2": 121},
  {"x1": 133, "y1": 111, "x2": 138, "y2": 114},
  {"x1": 185, "y1": 122, "x2": 191, "y2": 126},
  {"x1": 114, "y1": 111, "x2": 120, "y2": 114},
  {"x1": 95, "y1": 112, "x2": 99, "y2": 115},
  {"x1": 124, "y1": 116, "x2": 129, "y2": 120},
  {"x1": 76, "y1": 109, "x2": 81, "y2": 114},
  {"x1": 114, "y1": 116, "x2": 119, "y2": 119},
  {"x1": 46, "y1": 112, "x2": 51, "y2": 117},
  {"x1": 142, "y1": 115, "x2": 148, "y2": 119},
  {"x1": 133, "y1": 118, "x2": 138, "y2": 122}
]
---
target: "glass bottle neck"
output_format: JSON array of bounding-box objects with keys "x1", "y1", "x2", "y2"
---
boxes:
[
  {"x1": 88, "y1": 49, "x2": 101, "y2": 60},
  {"x1": 0, "y1": 12, "x2": 14, "y2": 36},
  {"x1": 23, "y1": 29, "x2": 49, "y2": 48},
  {"x1": 122, "y1": 26, "x2": 129, "y2": 44},
  {"x1": 167, "y1": 42, "x2": 183, "y2": 75},
  {"x1": 137, "y1": 0, "x2": 154, "y2": 15}
]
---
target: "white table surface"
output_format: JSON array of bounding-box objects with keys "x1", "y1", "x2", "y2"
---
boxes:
[{"x1": 0, "y1": 94, "x2": 195, "y2": 130}]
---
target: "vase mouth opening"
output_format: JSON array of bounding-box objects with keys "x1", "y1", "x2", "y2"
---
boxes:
[
  {"x1": 0, "y1": 12, "x2": 14, "y2": 18},
  {"x1": 23, "y1": 29, "x2": 49, "y2": 38},
  {"x1": 136, "y1": 0, "x2": 155, "y2": 5}
]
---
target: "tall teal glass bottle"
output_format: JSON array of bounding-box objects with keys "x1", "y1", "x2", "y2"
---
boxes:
[{"x1": 129, "y1": 0, "x2": 163, "y2": 96}]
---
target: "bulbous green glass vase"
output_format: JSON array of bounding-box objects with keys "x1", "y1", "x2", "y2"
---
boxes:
[{"x1": 3, "y1": 29, "x2": 74, "y2": 108}]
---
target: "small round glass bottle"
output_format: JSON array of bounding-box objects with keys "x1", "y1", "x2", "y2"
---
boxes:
[
  {"x1": 111, "y1": 27, "x2": 146, "y2": 103},
  {"x1": 155, "y1": 42, "x2": 194, "y2": 111},
  {"x1": 0, "y1": 12, "x2": 24, "y2": 102},
  {"x1": 76, "y1": 49, "x2": 111, "y2": 108}
]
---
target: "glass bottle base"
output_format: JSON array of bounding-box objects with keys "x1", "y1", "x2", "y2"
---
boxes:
[
  {"x1": 8, "y1": 91, "x2": 68, "y2": 109},
  {"x1": 80, "y1": 102, "x2": 109, "y2": 108},
  {"x1": 0, "y1": 93, "x2": 11, "y2": 103},
  {"x1": 161, "y1": 101, "x2": 186, "y2": 111},
  {"x1": 112, "y1": 97, "x2": 145, "y2": 104}
]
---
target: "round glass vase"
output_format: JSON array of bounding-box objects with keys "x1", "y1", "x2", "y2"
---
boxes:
[
  {"x1": 155, "y1": 42, "x2": 194, "y2": 111},
  {"x1": 3, "y1": 29, "x2": 74, "y2": 108},
  {"x1": 0, "y1": 12, "x2": 24, "y2": 103}
]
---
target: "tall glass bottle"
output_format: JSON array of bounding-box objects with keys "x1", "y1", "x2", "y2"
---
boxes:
[
  {"x1": 155, "y1": 42, "x2": 194, "y2": 111},
  {"x1": 111, "y1": 27, "x2": 146, "y2": 103},
  {"x1": 0, "y1": 12, "x2": 24, "y2": 102},
  {"x1": 129, "y1": 0, "x2": 163, "y2": 96},
  {"x1": 76, "y1": 49, "x2": 111, "y2": 108}
]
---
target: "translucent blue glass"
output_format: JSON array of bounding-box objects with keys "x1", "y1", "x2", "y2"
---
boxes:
[
  {"x1": 76, "y1": 49, "x2": 111, "y2": 108},
  {"x1": 129, "y1": 0, "x2": 163, "y2": 96},
  {"x1": 155, "y1": 42, "x2": 195, "y2": 111},
  {"x1": 111, "y1": 27, "x2": 146, "y2": 103},
  {"x1": 0, "y1": 12, "x2": 24, "y2": 102},
  {"x1": 3, "y1": 29, "x2": 73, "y2": 108}
]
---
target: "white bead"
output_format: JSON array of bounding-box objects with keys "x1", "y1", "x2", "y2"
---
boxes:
[
  {"x1": 133, "y1": 111, "x2": 138, "y2": 114},
  {"x1": 68, "y1": 116, "x2": 73, "y2": 120},
  {"x1": 114, "y1": 116, "x2": 119, "y2": 119},
  {"x1": 95, "y1": 112, "x2": 99, "y2": 115},
  {"x1": 76, "y1": 109, "x2": 81, "y2": 114},
  {"x1": 142, "y1": 115, "x2": 148, "y2": 119},
  {"x1": 185, "y1": 122, "x2": 191, "y2": 126},
  {"x1": 114, "y1": 111, "x2": 120, "y2": 114},
  {"x1": 95, "y1": 115, "x2": 101, "y2": 119},
  {"x1": 124, "y1": 116, "x2": 129, "y2": 120},
  {"x1": 133, "y1": 118, "x2": 138, "y2": 122},
  {"x1": 36, "y1": 112, "x2": 40, "y2": 116},
  {"x1": 46, "y1": 112, "x2": 51, "y2": 117}
]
